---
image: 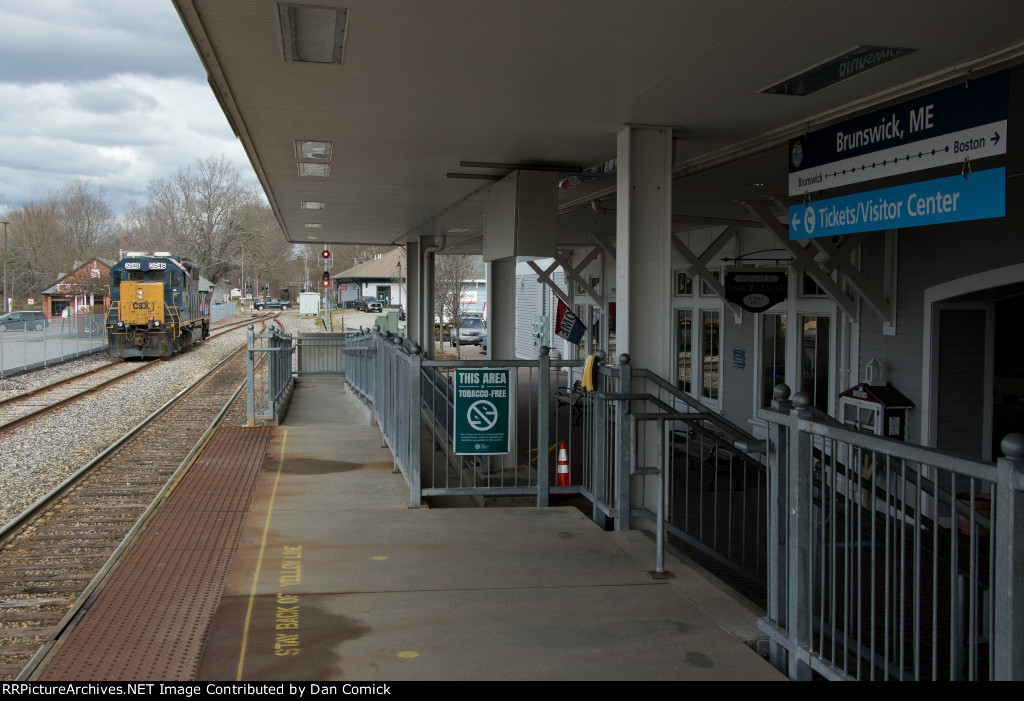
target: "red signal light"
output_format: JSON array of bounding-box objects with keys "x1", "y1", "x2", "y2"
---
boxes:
[
  {"x1": 321, "y1": 249, "x2": 331, "y2": 259},
  {"x1": 322, "y1": 271, "x2": 330, "y2": 287}
]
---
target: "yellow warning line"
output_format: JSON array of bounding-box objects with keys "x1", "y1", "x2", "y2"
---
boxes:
[{"x1": 236, "y1": 429, "x2": 287, "y2": 681}]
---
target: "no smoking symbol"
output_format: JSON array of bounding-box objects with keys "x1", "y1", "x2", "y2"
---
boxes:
[{"x1": 467, "y1": 400, "x2": 498, "y2": 431}]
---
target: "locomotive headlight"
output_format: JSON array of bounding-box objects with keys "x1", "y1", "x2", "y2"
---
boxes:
[
  {"x1": 117, "y1": 322, "x2": 124, "y2": 328},
  {"x1": 154, "y1": 320, "x2": 160, "y2": 327}
]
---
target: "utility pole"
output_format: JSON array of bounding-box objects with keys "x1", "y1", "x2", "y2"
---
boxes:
[{"x1": 2, "y1": 221, "x2": 8, "y2": 313}]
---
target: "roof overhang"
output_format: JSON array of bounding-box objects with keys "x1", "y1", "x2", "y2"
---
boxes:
[{"x1": 172, "y1": 1, "x2": 1024, "y2": 250}]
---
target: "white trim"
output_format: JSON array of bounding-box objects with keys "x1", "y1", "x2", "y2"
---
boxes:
[{"x1": 920, "y1": 262, "x2": 1024, "y2": 449}]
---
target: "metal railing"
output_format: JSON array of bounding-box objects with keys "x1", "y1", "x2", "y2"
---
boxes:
[
  {"x1": 342, "y1": 331, "x2": 765, "y2": 569},
  {"x1": 211, "y1": 301, "x2": 238, "y2": 323},
  {"x1": 248, "y1": 327, "x2": 1024, "y2": 680},
  {"x1": 759, "y1": 385, "x2": 1024, "y2": 681},
  {"x1": 246, "y1": 325, "x2": 295, "y2": 425},
  {"x1": 295, "y1": 333, "x2": 348, "y2": 375},
  {"x1": 0, "y1": 313, "x2": 107, "y2": 377},
  {"x1": 611, "y1": 363, "x2": 769, "y2": 586}
]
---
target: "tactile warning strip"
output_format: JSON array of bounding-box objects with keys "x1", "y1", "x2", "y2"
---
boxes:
[{"x1": 39, "y1": 426, "x2": 273, "y2": 681}]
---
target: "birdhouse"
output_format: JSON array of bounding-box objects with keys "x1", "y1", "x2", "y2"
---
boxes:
[{"x1": 839, "y1": 382, "x2": 914, "y2": 441}]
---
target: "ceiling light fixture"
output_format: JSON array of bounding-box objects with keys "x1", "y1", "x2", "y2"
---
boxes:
[
  {"x1": 760, "y1": 45, "x2": 915, "y2": 96},
  {"x1": 296, "y1": 141, "x2": 333, "y2": 161},
  {"x1": 301, "y1": 201, "x2": 326, "y2": 210},
  {"x1": 278, "y1": 4, "x2": 348, "y2": 64},
  {"x1": 298, "y1": 163, "x2": 330, "y2": 177}
]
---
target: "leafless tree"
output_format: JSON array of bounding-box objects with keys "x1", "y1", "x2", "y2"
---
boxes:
[
  {"x1": 52, "y1": 180, "x2": 116, "y2": 261},
  {"x1": 434, "y1": 254, "x2": 475, "y2": 358},
  {"x1": 141, "y1": 156, "x2": 263, "y2": 283},
  {"x1": 3, "y1": 181, "x2": 116, "y2": 306}
]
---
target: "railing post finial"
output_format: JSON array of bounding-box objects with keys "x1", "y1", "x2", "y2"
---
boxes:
[{"x1": 1001, "y1": 433, "x2": 1024, "y2": 460}]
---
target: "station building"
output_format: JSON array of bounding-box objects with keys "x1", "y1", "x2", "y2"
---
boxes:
[
  {"x1": 173, "y1": 1, "x2": 1024, "y2": 463},
  {"x1": 168, "y1": 2, "x2": 1024, "y2": 679}
]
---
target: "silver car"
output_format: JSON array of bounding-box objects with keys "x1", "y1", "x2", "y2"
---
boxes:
[{"x1": 457, "y1": 317, "x2": 486, "y2": 345}]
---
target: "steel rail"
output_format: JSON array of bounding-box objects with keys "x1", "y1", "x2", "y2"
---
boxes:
[
  {"x1": 0, "y1": 344, "x2": 244, "y2": 545},
  {"x1": 16, "y1": 356, "x2": 249, "y2": 681}
]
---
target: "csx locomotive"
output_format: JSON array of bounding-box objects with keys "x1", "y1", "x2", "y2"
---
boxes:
[{"x1": 105, "y1": 253, "x2": 210, "y2": 358}]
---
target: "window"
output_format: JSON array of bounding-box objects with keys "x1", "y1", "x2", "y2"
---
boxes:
[
  {"x1": 761, "y1": 314, "x2": 787, "y2": 407},
  {"x1": 700, "y1": 270, "x2": 722, "y2": 297},
  {"x1": 701, "y1": 310, "x2": 721, "y2": 400},
  {"x1": 800, "y1": 271, "x2": 826, "y2": 297},
  {"x1": 677, "y1": 309, "x2": 692, "y2": 393},
  {"x1": 799, "y1": 315, "x2": 831, "y2": 411},
  {"x1": 675, "y1": 272, "x2": 692, "y2": 296}
]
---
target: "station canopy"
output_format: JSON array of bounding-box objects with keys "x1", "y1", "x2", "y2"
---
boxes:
[{"x1": 173, "y1": 1, "x2": 1024, "y2": 252}]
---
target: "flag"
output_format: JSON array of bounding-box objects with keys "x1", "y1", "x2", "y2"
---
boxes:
[{"x1": 555, "y1": 300, "x2": 587, "y2": 344}]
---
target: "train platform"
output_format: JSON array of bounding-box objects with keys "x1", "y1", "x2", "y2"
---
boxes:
[{"x1": 35, "y1": 377, "x2": 785, "y2": 682}]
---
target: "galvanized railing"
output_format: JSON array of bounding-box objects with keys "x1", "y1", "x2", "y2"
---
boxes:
[
  {"x1": 342, "y1": 331, "x2": 765, "y2": 573},
  {"x1": 759, "y1": 385, "x2": 1024, "y2": 681},
  {"x1": 249, "y1": 327, "x2": 1024, "y2": 680},
  {"x1": 211, "y1": 301, "x2": 238, "y2": 323},
  {"x1": 0, "y1": 312, "x2": 107, "y2": 377},
  {"x1": 246, "y1": 325, "x2": 295, "y2": 425},
  {"x1": 611, "y1": 362, "x2": 768, "y2": 585}
]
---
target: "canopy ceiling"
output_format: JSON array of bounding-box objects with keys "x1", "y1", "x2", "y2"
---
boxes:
[{"x1": 173, "y1": 1, "x2": 1024, "y2": 250}]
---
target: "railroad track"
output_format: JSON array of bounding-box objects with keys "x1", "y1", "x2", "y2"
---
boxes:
[
  {"x1": 0, "y1": 316, "x2": 276, "y2": 435},
  {"x1": 0, "y1": 345, "x2": 250, "y2": 680}
]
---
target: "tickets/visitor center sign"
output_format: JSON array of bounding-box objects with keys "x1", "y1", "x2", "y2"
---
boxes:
[
  {"x1": 453, "y1": 368, "x2": 511, "y2": 455},
  {"x1": 789, "y1": 167, "x2": 1006, "y2": 239}
]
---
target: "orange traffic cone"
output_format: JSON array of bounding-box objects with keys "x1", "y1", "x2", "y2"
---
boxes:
[{"x1": 556, "y1": 442, "x2": 571, "y2": 486}]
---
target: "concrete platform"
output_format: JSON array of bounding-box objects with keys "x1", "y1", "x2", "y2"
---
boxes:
[{"x1": 42, "y1": 377, "x2": 786, "y2": 682}]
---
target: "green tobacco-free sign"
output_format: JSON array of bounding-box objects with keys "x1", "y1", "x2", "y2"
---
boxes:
[{"x1": 453, "y1": 368, "x2": 510, "y2": 455}]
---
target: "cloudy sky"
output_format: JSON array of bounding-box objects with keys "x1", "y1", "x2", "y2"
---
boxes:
[{"x1": 0, "y1": 0, "x2": 252, "y2": 216}]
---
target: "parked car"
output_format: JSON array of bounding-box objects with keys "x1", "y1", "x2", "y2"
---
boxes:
[
  {"x1": 457, "y1": 317, "x2": 486, "y2": 345},
  {"x1": 352, "y1": 297, "x2": 383, "y2": 313},
  {"x1": 254, "y1": 298, "x2": 291, "y2": 310},
  {"x1": 0, "y1": 311, "x2": 49, "y2": 332}
]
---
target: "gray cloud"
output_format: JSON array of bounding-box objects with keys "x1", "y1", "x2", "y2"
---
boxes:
[
  {"x1": 0, "y1": 1, "x2": 253, "y2": 215},
  {"x1": 0, "y1": 1, "x2": 204, "y2": 83}
]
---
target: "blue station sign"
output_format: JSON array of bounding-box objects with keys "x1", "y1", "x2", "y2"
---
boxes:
[
  {"x1": 789, "y1": 167, "x2": 1006, "y2": 238},
  {"x1": 789, "y1": 71, "x2": 1008, "y2": 195}
]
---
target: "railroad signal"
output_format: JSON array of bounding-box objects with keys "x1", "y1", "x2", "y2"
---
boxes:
[
  {"x1": 321, "y1": 249, "x2": 331, "y2": 260},
  {"x1": 322, "y1": 271, "x2": 330, "y2": 287}
]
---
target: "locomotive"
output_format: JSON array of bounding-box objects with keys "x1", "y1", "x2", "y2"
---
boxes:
[{"x1": 105, "y1": 253, "x2": 210, "y2": 358}]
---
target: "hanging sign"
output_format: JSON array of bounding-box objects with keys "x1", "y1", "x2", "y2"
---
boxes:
[
  {"x1": 789, "y1": 71, "x2": 1008, "y2": 196},
  {"x1": 789, "y1": 167, "x2": 1005, "y2": 238},
  {"x1": 554, "y1": 299, "x2": 587, "y2": 344},
  {"x1": 453, "y1": 368, "x2": 511, "y2": 455},
  {"x1": 724, "y1": 268, "x2": 788, "y2": 312}
]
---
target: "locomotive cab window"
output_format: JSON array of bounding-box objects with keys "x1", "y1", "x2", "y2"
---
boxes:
[{"x1": 169, "y1": 271, "x2": 182, "y2": 288}]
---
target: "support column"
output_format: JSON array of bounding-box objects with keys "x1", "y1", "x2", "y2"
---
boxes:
[
  {"x1": 420, "y1": 238, "x2": 437, "y2": 358},
  {"x1": 615, "y1": 125, "x2": 673, "y2": 371},
  {"x1": 486, "y1": 259, "x2": 517, "y2": 360},
  {"x1": 615, "y1": 125, "x2": 673, "y2": 529},
  {"x1": 405, "y1": 240, "x2": 420, "y2": 343},
  {"x1": 486, "y1": 258, "x2": 518, "y2": 473}
]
